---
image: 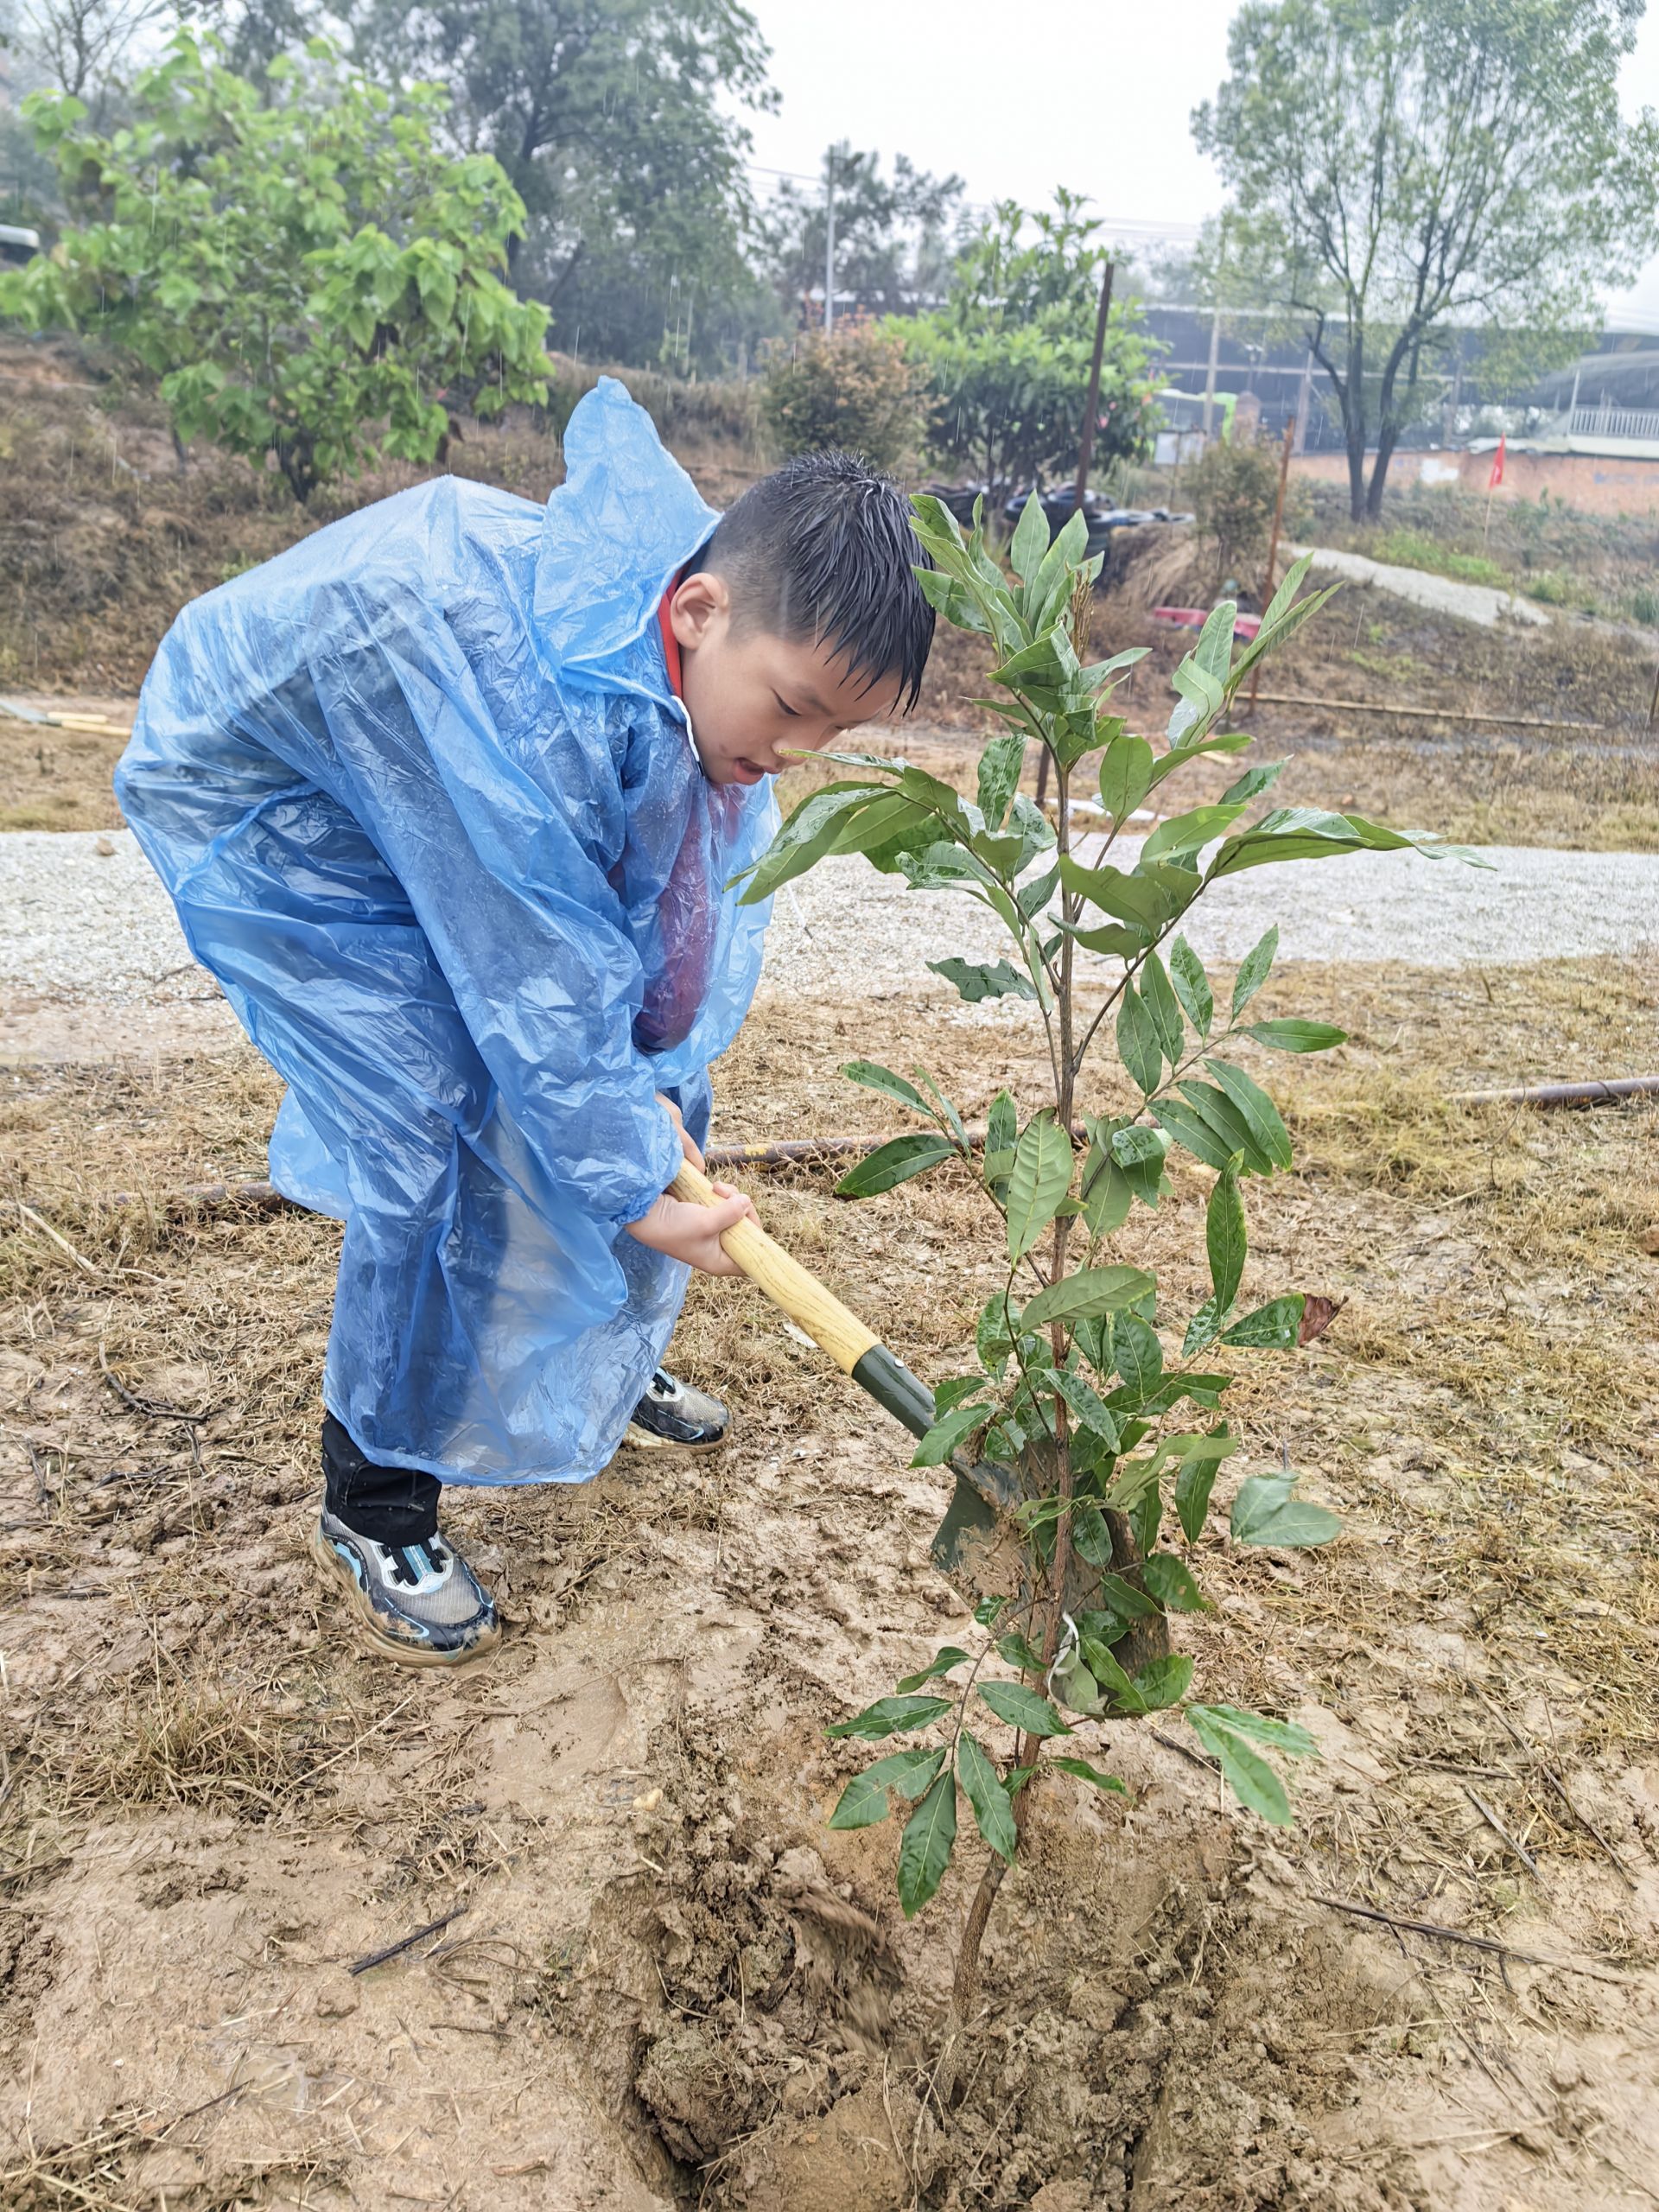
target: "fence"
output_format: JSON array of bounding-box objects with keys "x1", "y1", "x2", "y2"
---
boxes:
[{"x1": 1569, "y1": 403, "x2": 1659, "y2": 442}]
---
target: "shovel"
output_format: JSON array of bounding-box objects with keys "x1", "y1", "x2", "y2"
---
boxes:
[{"x1": 670, "y1": 1160, "x2": 1098, "y2": 1613}]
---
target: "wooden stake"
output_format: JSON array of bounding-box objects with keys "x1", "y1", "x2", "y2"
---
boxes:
[{"x1": 1247, "y1": 418, "x2": 1297, "y2": 715}]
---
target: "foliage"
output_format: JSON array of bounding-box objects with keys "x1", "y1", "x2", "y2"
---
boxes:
[
  {"x1": 352, "y1": 0, "x2": 779, "y2": 376},
  {"x1": 1188, "y1": 435, "x2": 1281, "y2": 581},
  {"x1": 0, "y1": 32, "x2": 552, "y2": 501},
  {"x1": 758, "y1": 321, "x2": 929, "y2": 473},
  {"x1": 1193, "y1": 0, "x2": 1659, "y2": 521},
  {"x1": 6, "y1": 0, "x2": 163, "y2": 107},
  {"x1": 738, "y1": 494, "x2": 1477, "y2": 1949},
  {"x1": 890, "y1": 191, "x2": 1161, "y2": 494},
  {"x1": 759, "y1": 143, "x2": 966, "y2": 321}
]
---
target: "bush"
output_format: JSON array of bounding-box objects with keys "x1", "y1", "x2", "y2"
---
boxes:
[
  {"x1": 0, "y1": 33, "x2": 551, "y2": 503},
  {"x1": 546, "y1": 356, "x2": 760, "y2": 450},
  {"x1": 758, "y1": 321, "x2": 927, "y2": 473},
  {"x1": 1188, "y1": 435, "x2": 1281, "y2": 579}
]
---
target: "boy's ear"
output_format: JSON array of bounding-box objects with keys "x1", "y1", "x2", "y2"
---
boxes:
[{"x1": 670, "y1": 569, "x2": 729, "y2": 651}]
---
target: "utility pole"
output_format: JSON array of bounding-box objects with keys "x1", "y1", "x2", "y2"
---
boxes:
[
  {"x1": 1202, "y1": 307, "x2": 1221, "y2": 437},
  {"x1": 823, "y1": 143, "x2": 836, "y2": 334}
]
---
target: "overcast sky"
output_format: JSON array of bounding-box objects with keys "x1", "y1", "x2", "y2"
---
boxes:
[{"x1": 741, "y1": 0, "x2": 1659, "y2": 327}]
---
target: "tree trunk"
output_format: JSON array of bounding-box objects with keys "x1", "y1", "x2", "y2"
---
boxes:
[{"x1": 1365, "y1": 425, "x2": 1398, "y2": 519}]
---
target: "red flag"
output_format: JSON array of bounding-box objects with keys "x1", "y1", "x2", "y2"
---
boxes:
[{"x1": 1488, "y1": 434, "x2": 1506, "y2": 489}]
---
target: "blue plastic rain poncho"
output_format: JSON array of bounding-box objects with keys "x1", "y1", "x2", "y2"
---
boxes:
[{"x1": 116, "y1": 379, "x2": 776, "y2": 1484}]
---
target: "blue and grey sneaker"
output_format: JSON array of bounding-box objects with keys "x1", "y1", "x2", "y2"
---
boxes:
[
  {"x1": 311, "y1": 1511, "x2": 500, "y2": 1668},
  {"x1": 625, "y1": 1368, "x2": 729, "y2": 1452}
]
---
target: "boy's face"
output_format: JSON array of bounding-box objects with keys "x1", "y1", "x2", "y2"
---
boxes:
[{"x1": 668, "y1": 571, "x2": 903, "y2": 787}]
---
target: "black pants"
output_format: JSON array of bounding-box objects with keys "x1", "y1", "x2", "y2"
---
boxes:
[{"x1": 322, "y1": 1414, "x2": 442, "y2": 1546}]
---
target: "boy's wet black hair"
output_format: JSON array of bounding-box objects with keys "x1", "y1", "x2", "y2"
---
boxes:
[{"x1": 694, "y1": 449, "x2": 935, "y2": 711}]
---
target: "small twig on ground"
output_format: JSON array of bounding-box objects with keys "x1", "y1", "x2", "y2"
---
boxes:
[
  {"x1": 1473, "y1": 1687, "x2": 1637, "y2": 1889},
  {"x1": 15, "y1": 1199, "x2": 98, "y2": 1276},
  {"x1": 1312, "y1": 1895, "x2": 1630, "y2": 1982},
  {"x1": 348, "y1": 1900, "x2": 469, "y2": 1977},
  {"x1": 1463, "y1": 1784, "x2": 1541, "y2": 1877},
  {"x1": 1154, "y1": 1727, "x2": 1219, "y2": 1776},
  {"x1": 97, "y1": 1339, "x2": 219, "y2": 1425}
]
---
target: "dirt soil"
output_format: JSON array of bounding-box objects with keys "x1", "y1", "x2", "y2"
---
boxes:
[{"x1": 2, "y1": 954, "x2": 1656, "y2": 2209}]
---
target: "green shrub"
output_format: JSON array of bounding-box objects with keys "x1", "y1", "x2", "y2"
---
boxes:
[
  {"x1": 1188, "y1": 436, "x2": 1281, "y2": 579},
  {"x1": 758, "y1": 322, "x2": 927, "y2": 473},
  {"x1": 1630, "y1": 585, "x2": 1659, "y2": 626},
  {"x1": 547, "y1": 357, "x2": 759, "y2": 449}
]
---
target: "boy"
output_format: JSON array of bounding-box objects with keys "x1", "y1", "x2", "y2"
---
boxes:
[{"x1": 117, "y1": 378, "x2": 934, "y2": 1667}]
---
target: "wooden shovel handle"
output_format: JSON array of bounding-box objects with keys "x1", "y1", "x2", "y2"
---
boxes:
[{"x1": 669, "y1": 1158, "x2": 878, "y2": 1376}]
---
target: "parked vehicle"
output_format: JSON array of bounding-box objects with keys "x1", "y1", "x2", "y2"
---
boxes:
[{"x1": 0, "y1": 226, "x2": 41, "y2": 268}]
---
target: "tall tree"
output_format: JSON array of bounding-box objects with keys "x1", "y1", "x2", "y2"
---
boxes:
[
  {"x1": 1194, "y1": 0, "x2": 1659, "y2": 519},
  {"x1": 353, "y1": 0, "x2": 775, "y2": 372},
  {"x1": 760, "y1": 145, "x2": 965, "y2": 323}
]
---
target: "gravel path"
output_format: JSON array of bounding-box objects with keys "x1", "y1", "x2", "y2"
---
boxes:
[
  {"x1": 1, "y1": 830, "x2": 1654, "y2": 1043},
  {"x1": 1294, "y1": 544, "x2": 1552, "y2": 629}
]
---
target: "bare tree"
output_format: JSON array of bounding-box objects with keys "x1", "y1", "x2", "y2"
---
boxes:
[{"x1": 12, "y1": 0, "x2": 168, "y2": 104}]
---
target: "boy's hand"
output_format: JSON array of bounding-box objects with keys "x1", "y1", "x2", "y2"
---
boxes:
[
  {"x1": 626, "y1": 1181, "x2": 757, "y2": 1276},
  {"x1": 656, "y1": 1092, "x2": 704, "y2": 1171}
]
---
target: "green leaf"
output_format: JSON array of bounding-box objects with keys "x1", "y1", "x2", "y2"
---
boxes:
[
  {"x1": 1186, "y1": 1703, "x2": 1319, "y2": 1828},
  {"x1": 1154, "y1": 1094, "x2": 1250, "y2": 1175},
  {"x1": 1007, "y1": 1117, "x2": 1076, "y2": 1262},
  {"x1": 827, "y1": 1746, "x2": 946, "y2": 1829},
  {"x1": 1052, "y1": 1370, "x2": 1120, "y2": 1446},
  {"x1": 841, "y1": 1059, "x2": 927, "y2": 1112},
  {"x1": 1230, "y1": 925, "x2": 1279, "y2": 1020},
  {"x1": 1071, "y1": 1500, "x2": 1114, "y2": 1568},
  {"x1": 1116, "y1": 985, "x2": 1164, "y2": 1096},
  {"x1": 1222, "y1": 1295, "x2": 1306, "y2": 1349},
  {"x1": 1140, "y1": 953, "x2": 1185, "y2": 1066},
  {"x1": 973, "y1": 1593, "x2": 1007, "y2": 1627},
  {"x1": 996, "y1": 1630, "x2": 1046, "y2": 1673},
  {"x1": 1020, "y1": 1266, "x2": 1155, "y2": 1332},
  {"x1": 825, "y1": 1694, "x2": 953, "y2": 1740},
  {"x1": 1203, "y1": 1060, "x2": 1293, "y2": 1172},
  {"x1": 1113, "y1": 1313, "x2": 1163, "y2": 1398},
  {"x1": 1220, "y1": 759, "x2": 1287, "y2": 805},
  {"x1": 1076, "y1": 1634, "x2": 1147, "y2": 1714},
  {"x1": 976, "y1": 1289, "x2": 1019, "y2": 1375},
  {"x1": 1141, "y1": 803, "x2": 1248, "y2": 865},
  {"x1": 929, "y1": 956, "x2": 1038, "y2": 1006},
  {"x1": 1211, "y1": 806, "x2": 1487, "y2": 880},
  {"x1": 1243, "y1": 1020, "x2": 1347, "y2": 1054},
  {"x1": 1230, "y1": 1474, "x2": 1342, "y2": 1548},
  {"x1": 1203, "y1": 1703, "x2": 1319, "y2": 1758},
  {"x1": 1206, "y1": 1160, "x2": 1247, "y2": 1314},
  {"x1": 912, "y1": 1402, "x2": 989, "y2": 1468},
  {"x1": 896, "y1": 1770, "x2": 958, "y2": 1916},
  {"x1": 1172, "y1": 1081, "x2": 1274, "y2": 1176},
  {"x1": 894, "y1": 1646, "x2": 972, "y2": 1693},
  {"x1": 987, "y1": 1089, "x2": 1017, "y2": 1159},
  {"x1": 1132, "y1": 1653, "x2": 1195, "y2": 1710},
  {"x1": 977, "y1": 1680, "x2": 1071, "y2": 1738},
  {"x1": 1168, "y1": 936, "x2": 1213, "y2": 1039},
  {"x1": 1079, "y1": 1142, "x2": 1132, "y2": 1238},
  {"x1": 1175, "y1": 1453, "x2": 1220, "y2": 1543},
  {"x1": 1186, "y1": 1707, "x2": 1292, "y2": 1825},
  {"x1": 1142, "y1": 1553, "x2": 1211, "y2": 1612},
  {"x1": 1049, "y1": 1756, "x2": 1128, "y2": 1796},
  {"x1": 836, "y1": 1133, "x2": 957, "y2": 1198},
  {"x1": 1009, "y1": 489, "x2": 1050, "y2": 583},
  {"x1": 957, "y1": 1728, "x2": 1019, "y2": 1862},
  {"x1": 976, "y1": 732, "x2": 1027, "y2": 830},
  {"x1": 1096, "y1": 1573, "x2": 1160, "y2": 1621},
  {"x1": 1097, "y1": 732, "x2": 1155, "y2": 823}
]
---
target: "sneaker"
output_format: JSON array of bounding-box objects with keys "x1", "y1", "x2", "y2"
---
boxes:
[
  {"x1": 311, "y1": 1510, "x2": 501, "y2": 1668},
  {"x1": 625, "y1": 1368, "x2": 729, "y2": 1452}
]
